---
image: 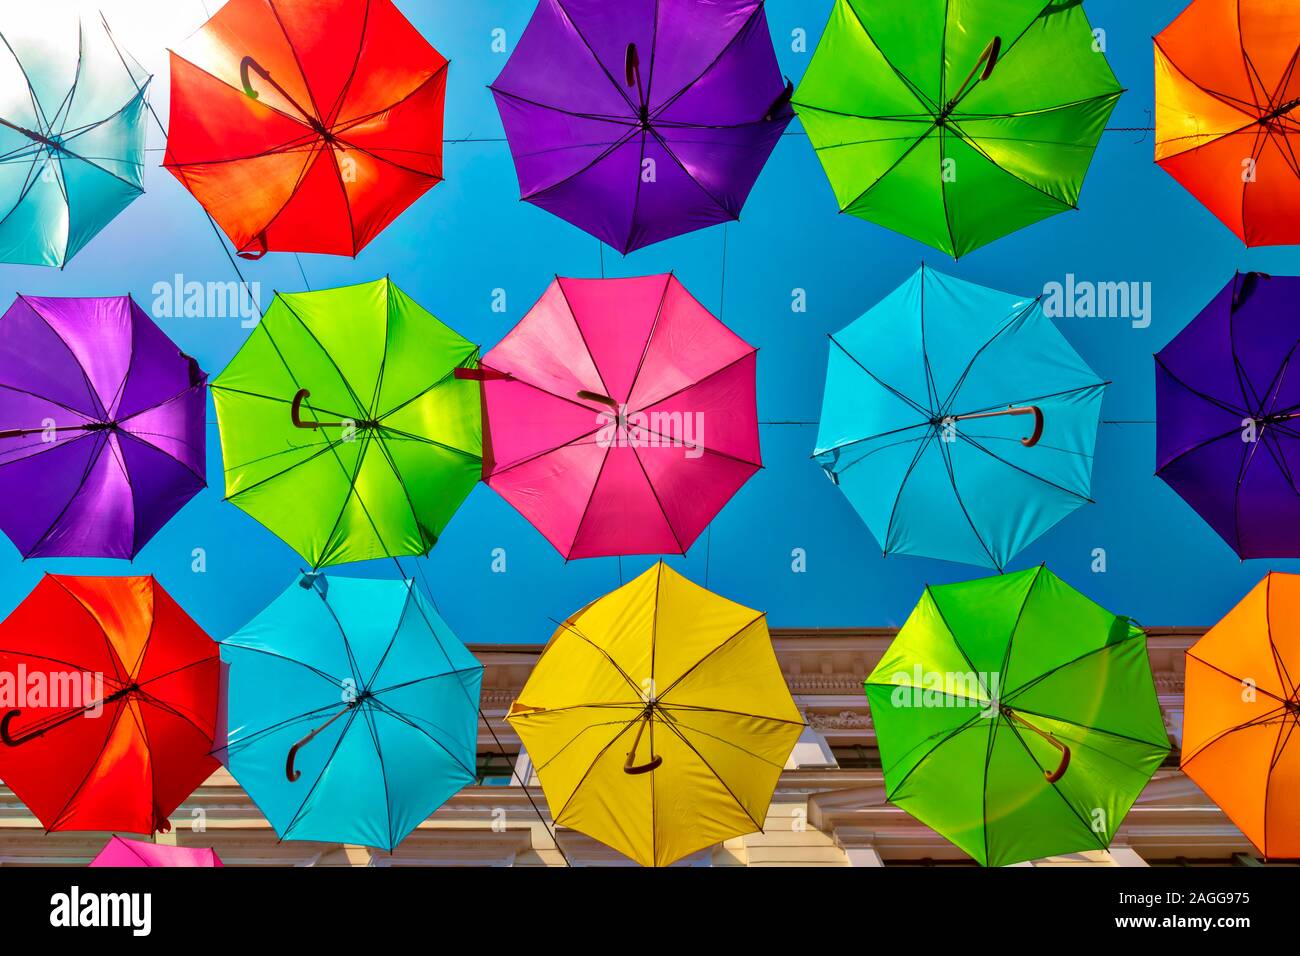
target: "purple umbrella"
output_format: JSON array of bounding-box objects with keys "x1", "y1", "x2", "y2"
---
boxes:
[
  {"x1": 1156, "y1": 272, "x2": 1300, "y2": 558},
  {"x1": 0, "y1": 295, "x2": 206, "y2": 559},
  {"x1": 490, "y1": 0, "x2": 793, "y2": 254}
]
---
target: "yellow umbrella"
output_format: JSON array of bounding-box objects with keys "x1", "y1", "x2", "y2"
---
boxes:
[{"x1": 507, "y1": 562, "x2": 804, "y2": 866}]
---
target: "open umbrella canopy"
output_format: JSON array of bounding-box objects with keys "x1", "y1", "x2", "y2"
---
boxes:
[
  {"x1": 0, "y1": 575, "x2": 220, "y2": 835},
  {"x1": 211, "y1": 277, "x2": 481, "y2": 568},
  {"x1": 1156, "y1": 272, "x2": 1300, "y2": 558},
  {"x1": 164, "y1": 0, "x2": 447, "y2": 259},
  {"x1": 814, "y1": 267, "x2": 1106, "y2": 570},
  {"x1": 792, "y1": 0, "x2": 1120, "y2": 258},
  {"x1": 89, "y1": 835, "x2": 222, "y2": 867},
  {"x1": 1156, "y1": 0, "x2": 1300, "y2": 246},
  {"x1": 0, "y1": 294, "x2": 207, "y2": 560},
  {"x1": 507, "y1": 562, "x2": 803, "y2": 867},
  {"x1": 490, "y1": 0, "x2": 793, "y2": 253},
  {"x1": 477, "y1": 274, "x2": 760, "y2": 559},
  {"x1": 1182, "y1": 572, "x2": 1300, "y2": 858},
  {"x1": 865, "y1": 567, "x2": 1169, "y2": 867},
  {"x1": 219, "y1": 573, "x2": 482, "y2": 851},
  {"x1": 0, "y1": 11, "x2": 150, "y2": 267}
]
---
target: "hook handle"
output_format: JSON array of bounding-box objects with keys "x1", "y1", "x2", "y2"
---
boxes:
[
  {"x1": 1004, "y1": 707, "x2": 1071, "y2": 783},
  {"x1": 290, "y1": 389, "x2": 345, "y2": 429},
  {"x1": 766, "y1": 78, "x2": 795, "y2": 122},
  {"x1": 949, "y1": 405, "x2": 1044, "y2": 447},
  {"x1": 577, "y1": 390, "x2": 620, "y2": 411},
  {"x1": 622, "y1": 713, "x2": 662, "y2": 775},
  {"x1": 285, "y1": 739, "x2": 306, "y2": 782},
  {"x1": 0, "y1": 709, "x2": 23, "y2": 746},
  {"x1": 239, "y1": 56, "x2": 264, "y2": 99},
  {"x1": 453, "y1": 367, "x2": 515, "y2": 382},
  {"x1": 979, "y1": 36, "x2": 1002, "y2": 81},
  {"x1": 625, "y1": 43, "x2": 640, "y2": 89}
]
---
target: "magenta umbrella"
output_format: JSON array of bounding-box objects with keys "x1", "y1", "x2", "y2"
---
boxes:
[
  {"x1": 89, "y1": 836, "x2": 222, "y2": 867},
  {"x1": 490, "y1": 0, "x2": 793, "y2": 253},
  {"x1": 469, "y1": 274, "x2": 761, "y2": 558},
  {"x1": 0, "y1": 295, "x2": 206, "y2": 559}
]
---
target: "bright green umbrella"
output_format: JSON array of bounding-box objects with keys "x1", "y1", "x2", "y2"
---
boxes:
[
  {"x1": 212, "y1": 278, "x2": 482, "y2": 568},
  {"x1": 792, "y1": 0, "x2": 1122, "y2": 258},
  {"x1": 865, "y1": 567, "x2": 1169, "y2": 866}
]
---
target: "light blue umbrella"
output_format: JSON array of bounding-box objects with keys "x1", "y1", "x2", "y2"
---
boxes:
[
  {"x1": 813, "y1": 266, "x2": 1106, "y2": 570},
  {"x1": 219, "y1": 573, "x2": 482, "y2": 851},
  {"x1": 0, "y1": 13, "x2": 150, "y2": 267}
]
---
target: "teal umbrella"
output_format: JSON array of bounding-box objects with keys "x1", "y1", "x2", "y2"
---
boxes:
[
  {"x1": 219, "y1": 573, "x2": 483, "y2": 851},
  {"x1": 0, "y1": 13, "x2": 150, "y2": 267},
  {"x1": 814, "y1": 266, "x2": 1107, "y2": 570}
]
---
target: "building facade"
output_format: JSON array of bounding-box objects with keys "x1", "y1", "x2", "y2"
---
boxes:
[{"x1": 0, "y1": 628, "x2": 1271, "y2": 866}]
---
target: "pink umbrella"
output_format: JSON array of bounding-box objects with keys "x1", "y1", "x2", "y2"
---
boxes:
[
  {"x1": 89, "y1": 836, "x2": 222, "y2": 867},
  {"x1": 465, "y1": 275, "x2": 760, "y2": 559}
]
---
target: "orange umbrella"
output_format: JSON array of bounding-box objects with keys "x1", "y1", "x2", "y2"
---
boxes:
[
  {"x1": 1155, "y1": 0, "x2": 1300, "y2": 246},
  {"x1": 1182, "y1": 572, "x2": 1300, "y2": 858}
]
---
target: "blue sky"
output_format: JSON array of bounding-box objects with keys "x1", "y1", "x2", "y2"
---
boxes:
[{"x1": 2, "y1": 0, "x2": 1296, "y2": 644}]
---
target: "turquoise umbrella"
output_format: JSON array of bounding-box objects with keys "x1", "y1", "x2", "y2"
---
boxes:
[
  {"x1": 814, "y1": 266, "x2": 1106, "y2": 570},
  {"x1": 219, "y1": 573, "x2": 482, "y2": 851},
  {"x1": 0, "y1": 13, "x2": 150, "y2": 267}
]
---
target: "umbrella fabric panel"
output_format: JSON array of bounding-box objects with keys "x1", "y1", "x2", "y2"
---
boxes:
[{"x1": 90, "y1": 836, "x2": 222, "y2": 867}]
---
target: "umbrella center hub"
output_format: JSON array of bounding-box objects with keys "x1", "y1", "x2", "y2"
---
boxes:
[
  {"x1": 637, "y1": 105, "x2": 651, "y2": 131},
  {"x1": 309, "y1": 118, "x2": 338, "y2": 143},
  {"x1": 1261, "y1": 98, "x2": 1300, "y2": 126},
  {"x1": 1287, "y1": 697, "x2": 1300, "y2": 715},
  {"x1": 349, "y1": 689, "x2": 374, "y2": 707}
]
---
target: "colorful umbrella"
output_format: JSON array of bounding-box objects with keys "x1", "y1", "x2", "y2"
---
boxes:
[
  {"x1": 507, "y1": 562, "x2": 803, "y2": 867},
  {"x1": 219, "y1": 573, "x2": 482, "y2": 851},
  {"x1": 814, "y1": 266, "x2": 1106, "y2": 570},
  {"x1": 865, "y1": 567, "x2": 1170, "y2": 867},
  {"x1": 90, "y1": 835, "x2": 222, "y2": 867},
  {"x1": 164, "y1": 0, "x2": 447, "y2": 259},
  {"x1": 1156, "y1": 0, "x2": 1300, "y2": 246},
  {"x1": 0, "y1": 575, "x2": 220, "y2": 834},
  {"x1": 1156, "y1": 272, "x2": 1300, "y2": 558},
  {"x1": 0, "y1": 294, "x2": 206, "y2": 559},
  {"x1": 0, "y1": 12, "x2": 150, "y2": 267},
  {"x1": 792, "y1": 0, "x2": 1121, "y2": 258},
  {"x1": 211, "y1": 278, "x2": 481, "y2": 568},
  {"x1": 1182, "y1": 572, "x2": 1300, "y2": 858},
  {"x1": 475, "y1": 274, "x2": 760, "y2": 559},
  {"x1": 490, "y1": 0, "x2": 793, "y2": 253}
]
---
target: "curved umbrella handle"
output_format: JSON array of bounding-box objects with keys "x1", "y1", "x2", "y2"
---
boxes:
[
  {"x1": 577, "y1": 390, "x2": 620, "y2": 411},
  {"x1": 285, "y1": 739, "x2": 306, "y2": 782},
  {"x1": 1044, "y1": 740, "x2": 1071, "y2": 784},
  {"x1": 979, "y1": 36, "x2": 1002, "y2": 81},
  {"x1": 1021, "y1": 405, "x2": 1044, "y2": 448},
  {"x1": 240, "y1": 56, "x2": 266, "y2": 100},
  {"x1": 622, "y1": 713, "x2": 661, "y2": 775},
  {"x1": 625, "y1": 43, "x2": 640, "y2": 89},
  {"x1": 290, "y1": 389, "x2": 346, "y2": 430},
  {"x1": 0, "y1": 709, "x2": 22, "y2": 747}
]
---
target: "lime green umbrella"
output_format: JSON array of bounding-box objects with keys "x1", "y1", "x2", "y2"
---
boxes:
[
  {"x1": 865, "y1": 567, "x2": 1169, "y2": 866},
  {"x1": 212, "y1": 278, "x2": 482, "y2": 568},
  {"x1": 793, "y1": 0, "x2": 1121, "y2": 258}
]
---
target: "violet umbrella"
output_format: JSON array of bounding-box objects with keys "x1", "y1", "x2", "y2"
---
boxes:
[
  {"x1": 1156, "y1": 272, "x2": 1300, "y2": 558},
  {"x1": 90, "y1": 836, "x2": 222, "y2": 867},
  {"x1": 490, "y1": 0, "x2": 793, "y2": 254},
  {"x1": 0, "y1": 295, "x2": 206, "y2": 559}
]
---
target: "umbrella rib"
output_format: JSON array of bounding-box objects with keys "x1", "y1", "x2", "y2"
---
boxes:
[
  {"x1": 657, "y1": 718, "x2": 765, "y2": 835},
  {"x1": 622, "y1": 129, "x2": 650, "y2": 254},
  {"x1": 883, "y1": 713, "x2": 987, "y2": 804},
  {"x1": 218, "y1": 641, "x2": 348, "y2": 692},
  {"x1": 486, "y1": 87, "x2": 637, "y2": 127},
  {"x1": 45, "y1": 700, "x2": 131, "y2": 833},
  {"x1": 939, "y1": 296, "x2": 1047, "y2": 412},
  {"x1": 280, "y1": 707, "x2": 364, "y2": 842},
  {"x1": 835, "y1": 126, "x2": 935, "y2": 217},
  {"x1": 630, "y1": 446, "x2": 685, "y2": 552},
  {"x1": 616, "y1": 274, "x2": 673, "y2": 416},
  {"x1": 552, "y1": 0, "x2": 639, "y2": 116},
  {"x1": 657, "y1": 702, "x2": 805, "y2": 727},
  {"x1": 549, "y1": 616, "x2": 645, "y2": 698},
  {"x1": 373, "y1": 343, "x2": 478, "y2": 420},
  {"x1": 218, "y1": 703, "x2": 348, "y2": 756},
  {"x1": 209, "y1": 383, "x2": 356, "y2": 424},
  {"x1": 646, "y1": 125, "x2": 738, "y2": 224},
  {"x1": 553, "y1": 278, "x2": 615, "y2": 401},
  {"x1": 1181, "y1": 705, "x2": 1289, "y2": 766},
  {"x1": 998, "y1": 716, "x2": 1109, "y2": 853},
  {"x1": 22, "y1": 432, "x2": 111, "y2": 558},
  {"x1": 827, "y1": 335, "x2": 931, "y2": 419},
  {"x1": 648, "y1": 3, "x2": 762, "y2": 119},
  {"x1": 834, "y1": 1, "x2": 940, "y2": 114},
  {"x1": 1263, "y1": 575, "x2": 1298, "y2": 699},
  {"x1": 1157, "y1": 352, "x2": 1247, "y2": 418},
  {"x1": 948, "y1": 380, "x2": 1107, "y2": 421},
  {"x1": 880, "y1": 431, "x2": 938, "y2": 558},
  {"x1": 523, "y1": 126, "x2": 645, "y2": 205},
  {"x1": 1186, "y1": 650, "x2": 1294, "y2": 707},
  {"x1": 948, "y1": 118, "x2": 1083, "y2": 211},
  {"x1": 1006, "y1": 632, "x2": 1145, "y2": 704},
  {"x1": 955, "y1": 431, "x2": 1094, "y2": 503},
  {"x1": 919, "y1": 264, "x2": 940, "y2": 413},
  {"x1": 548, "y1": 719, "x2": 643, "y2": 826},
  {"x1": 369, "y1": 697, "x2": 477, "y2": 782},
  {"x1": 366, "y1": 434, "x2": 439, "y2": 564},
  {"x1": 563, "y1": 440, "x2": 614, "y2": 556},
  {"x1": 1002, "y1": 704, "x2": 1173, "y2": 753},
  {"x1": 813, "y1": 425, "x2": 930, "y2": 467},
  {"x1": 656, "y1": 613, "x2": 767, "y2": 701},
  {"x1": 265, "y1": 0, "x2": 327, "y2": 123},
  {"x1": 319, "y1": 0, "x2": 372, "y2": 127},
  {"x1": 356, "y1": 705, "x2": 397, "y2": 851},
  {"x1": 999, "y1": 566, "x2": 1046, "y2": 688},
  {"x1": 220, "y1": 432, "x2": 353, "y2": 502},
  {"x1": 935, "y1": 436, "x2": 1003, "y2": 568},
  {"x1": 367, "y1": 665, "x2": 485, "y2": 700},
  {"x1": 16, "y1": 293, "x2": 110, "y2": 419}
]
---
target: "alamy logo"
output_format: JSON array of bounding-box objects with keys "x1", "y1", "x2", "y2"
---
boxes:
[
  {"x1": 50, "y1": 887, "x2": 151, "y2": 936},
  {"x1": 594, "y1": 406, "x2": 706, "y2": 459},
  {"x1": 1042, "y1": 274, "x2": 1151, "y2": 329},
  {"x1": 888, "y1": 665, "x2": 1001, "y2": 718},
  {"x1": 0, "y1": 666, "x2": 103, "y2": 716},
  {"x1": 152, "y1": 274, "x2": 261, "y2": 328}
]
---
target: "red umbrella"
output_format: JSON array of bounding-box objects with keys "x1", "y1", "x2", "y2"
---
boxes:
[
  {"x1": 0, "y1": 576, "x2": 219, "y2": 834},
  {"x1": 163, "y1": 0, "x2": 447, "y2": 258}
]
